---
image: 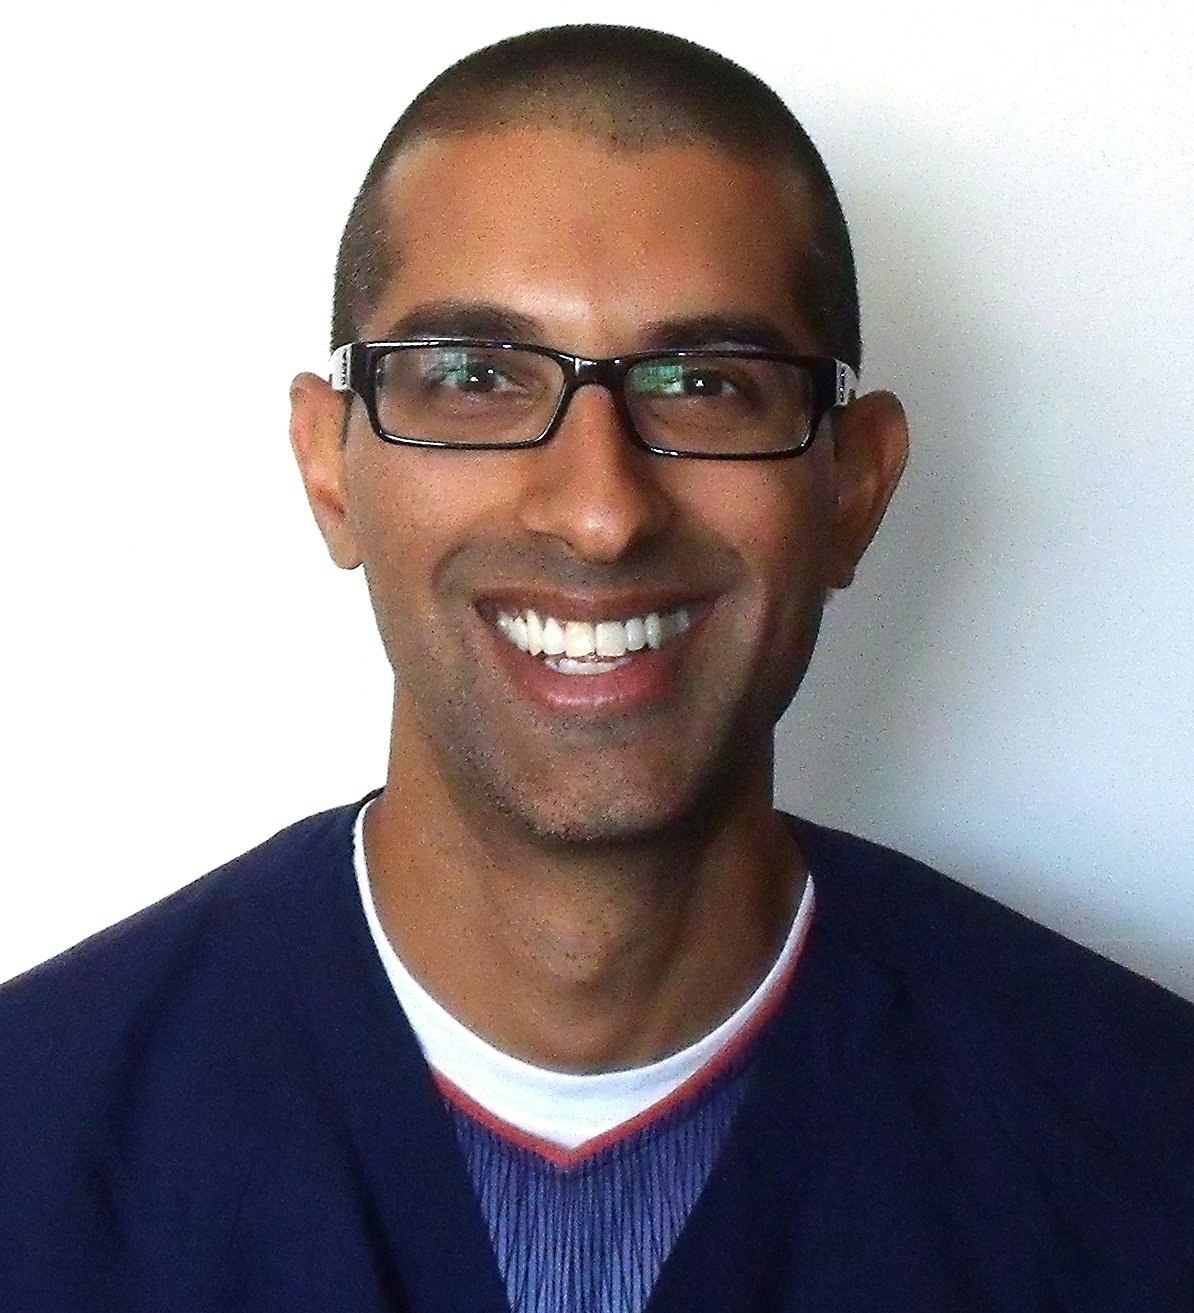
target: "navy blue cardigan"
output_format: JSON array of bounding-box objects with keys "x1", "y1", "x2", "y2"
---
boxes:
[{"x1": 1, "y1": 799, "x2": 1190, "y2": 1311}]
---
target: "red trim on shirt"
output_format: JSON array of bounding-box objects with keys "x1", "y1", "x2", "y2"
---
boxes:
[{"x1": 434, "y1": 895, "x2": 815, "y2": 1170}]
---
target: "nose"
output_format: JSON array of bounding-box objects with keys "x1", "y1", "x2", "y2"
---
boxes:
[{"x1": 516, "y1": 381, "x2": 674, "y2": 563}]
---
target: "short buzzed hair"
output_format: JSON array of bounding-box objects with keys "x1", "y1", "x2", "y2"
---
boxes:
[{"x1": 331, "y1": 25, "x2": 861, "y2": 371}]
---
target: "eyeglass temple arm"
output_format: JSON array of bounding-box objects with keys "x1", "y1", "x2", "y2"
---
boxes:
[{"x1": 329, "y1": 344, "x2": 354, "y2": 392}]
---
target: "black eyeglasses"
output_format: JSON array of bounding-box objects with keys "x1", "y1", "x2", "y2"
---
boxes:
[{"x1": 329, "y1": 340, "x2": 857, "y2": 460}]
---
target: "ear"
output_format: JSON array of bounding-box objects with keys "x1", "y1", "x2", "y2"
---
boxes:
[
  {"x1": 823, "y1": 390, "x2": 908, "y2": 589},
  {"x1": 289, "y1": 371, "x2": 363, "y2": 570}
]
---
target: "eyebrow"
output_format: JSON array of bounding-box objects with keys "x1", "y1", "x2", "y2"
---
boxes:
[
  {"x1": 637, "y1": 315, "x2": 800, "y2": 354},
  {"x1": 374, "y1": 303, "x2": 800, "y2": 355},
  {"x1": 378, "y1": 302, "x2": 541, "y2": 343}
]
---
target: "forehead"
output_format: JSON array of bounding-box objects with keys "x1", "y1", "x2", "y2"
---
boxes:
[{"x1": 362, "y1": 127, "x2": 817, "y2": 353}]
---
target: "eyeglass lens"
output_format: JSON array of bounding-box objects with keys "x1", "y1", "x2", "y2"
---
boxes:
[{"x1": 373, "y1": 345, "x2": 816, "y2": 454}]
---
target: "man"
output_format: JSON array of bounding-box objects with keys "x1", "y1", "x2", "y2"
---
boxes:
[{"x1": 1, "y1": 25, "x2": 1189, "y2": 1313}]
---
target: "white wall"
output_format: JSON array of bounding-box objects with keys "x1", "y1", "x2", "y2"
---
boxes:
[{"x1": 1, "y1": 1, "x2": 1190, "y2": 997}]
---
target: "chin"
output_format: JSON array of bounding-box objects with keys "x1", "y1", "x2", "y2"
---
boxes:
[
  {"x1": 476, "y1": 762, "x2": 734, "y2": 851},
  {"x1": 437, "y1": 699, "x2": 767, "y2": 851},
  {"x1": 511, "y1": 806, "x2": 680, "y2": 849}
]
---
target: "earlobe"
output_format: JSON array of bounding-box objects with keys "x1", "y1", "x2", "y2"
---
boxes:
[
  {"x1": 289, "y1": 372, "x2": 364, "y2": 570},
  {"x1": 824, "y1": 390, "x2": 909, "y2": 589}
]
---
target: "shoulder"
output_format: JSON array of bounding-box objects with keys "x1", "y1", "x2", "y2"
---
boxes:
[
  {"x1": 0, "y1": 798, "x2": 364, "y2": 1122},
  {"x1": 792, "y1": 815, "x2": 1190, "y2": 1022},
  {"x1": 791, "y1": 816, "x2": 1193, "y2": 1191},
  {"x1": 1, "y1": 798, "x2": 361, "y2": 1005},
  {"x1": 0, "y1": 798, "x2": 369, "y2": 1301}
]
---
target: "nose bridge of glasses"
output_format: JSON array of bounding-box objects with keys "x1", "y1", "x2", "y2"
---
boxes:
[{"x1": 549, "y1": 355, "x2": 639, "y2": 443}]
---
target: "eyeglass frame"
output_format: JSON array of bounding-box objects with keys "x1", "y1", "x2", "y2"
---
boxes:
[{"x1": 328, "y1": 339, "x2": 859, "y2": 461}]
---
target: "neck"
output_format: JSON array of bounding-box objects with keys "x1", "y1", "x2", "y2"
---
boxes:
[{"x1": 365, "y1": 729, "x2": 807, "y2": 1072}]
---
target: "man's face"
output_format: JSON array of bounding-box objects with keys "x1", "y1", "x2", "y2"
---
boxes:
[{"x1": 294, "y1": 127, "x2": 904, "y2": 844}]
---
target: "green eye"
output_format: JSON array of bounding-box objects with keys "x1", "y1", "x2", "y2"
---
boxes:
[
  {"x1": 428, "y1": 352, "x2": 505, "y2": 392},
  {"x1": 630, "y1": 361, "x2": 737, "y2": 399},
  {"x1": 632, "y1": 361, "x2": 686, "y2": 395}
]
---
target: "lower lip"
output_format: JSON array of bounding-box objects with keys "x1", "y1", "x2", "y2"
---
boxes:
[{"x1": 480, "y1": 616, "x2": 697, "y2": 716}]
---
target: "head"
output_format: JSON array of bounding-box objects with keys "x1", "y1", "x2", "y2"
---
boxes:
[
  {"x1": 331, "y1": 26, "x2": 861, "y2": 373},
  {"x1": 291, "y1": 26, "x2": 907, "y2": 848}
]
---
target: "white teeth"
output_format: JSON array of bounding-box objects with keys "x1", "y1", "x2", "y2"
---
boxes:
[
  {"x1": 525, "y1": 610, "x2": 544, "y2": 656},
  {"x1": 541, "y1": 616, "x2": 566, "y2": 656},
  {"x1": 564, "y1": 621, "x2": 596, "y2": 658},
  {"x1": 494, "y1": 605, "x2": 694, "y2": 666},
  {"x1": 548, "y1": 656, "x2": 626, "y2": 675},
  {"x1": 594, "y1": 621, "x2": 627, "y2": 658},
  {"x1": 624, "y1": 617, "x2": 647, "y2": 652}
]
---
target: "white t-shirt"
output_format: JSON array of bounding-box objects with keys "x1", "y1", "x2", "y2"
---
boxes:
[{"x1": 354, "y1": 802, "x2": 814, "y2": 1149}]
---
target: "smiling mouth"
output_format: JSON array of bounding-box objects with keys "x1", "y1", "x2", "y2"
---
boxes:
[{"x1": 492, "y1": 606, "x2": 693, "y2": 675}]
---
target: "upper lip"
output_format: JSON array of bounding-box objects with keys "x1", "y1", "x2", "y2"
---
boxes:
[{"x1": 474, "y1": 587, "x2": 715, "y2": 623}]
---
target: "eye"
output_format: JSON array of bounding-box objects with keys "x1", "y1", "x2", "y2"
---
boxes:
[
  {"x1": 630, "y1": 360, "x2": 743, "y2": 400},
  {"x1": 423, "y1": 351, "x2": 522, "y2": 394}
]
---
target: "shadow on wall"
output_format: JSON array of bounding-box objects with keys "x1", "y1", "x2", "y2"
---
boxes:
[
  {"x1": 771, "y1": 139, "x2": 1193, "y2": 1002},
  {"x1": 775, "y1": 165, "x2": 998, "y2": 835}
]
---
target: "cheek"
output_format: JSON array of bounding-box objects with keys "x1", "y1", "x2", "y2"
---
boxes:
[
  {"x1": 706, "y1": 468, "x2": 834, "y2": 713},
  {"x1": 347, "y1": 443, "x2": 495, "y2": 577},
  {"x1": 344, "y1": 449, "x2": 486, "y2": 670},
  {"x1": 699, "y1": 464, "x2": 831, "y2": 601}
]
